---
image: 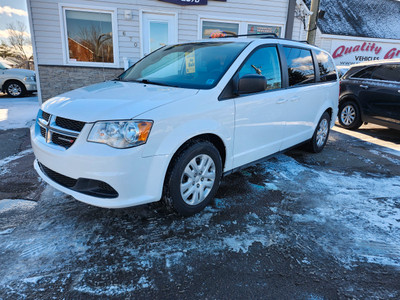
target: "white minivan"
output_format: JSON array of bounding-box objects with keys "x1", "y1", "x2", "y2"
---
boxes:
[{"x1": 31, "y1": 37, "x2": 339, "y2": 216}]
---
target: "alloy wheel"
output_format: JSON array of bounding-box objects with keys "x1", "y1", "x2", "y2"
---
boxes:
[
  {"x1": 316, "y1": 118, "x2": 329, "y2": 147},
  {"x1": 8, "y1": 83, "x2": 22, "y2": 96},
  {"x1": 180, "y1": 154, "x2": 216, "y2": 206},
  {"x1": 341, "y1": 105, "x2": 356, "y2": 126}
]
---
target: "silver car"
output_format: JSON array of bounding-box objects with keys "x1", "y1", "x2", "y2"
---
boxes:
[{"x1": 0, "y1": 61, "x2": 37, "y2": 97}]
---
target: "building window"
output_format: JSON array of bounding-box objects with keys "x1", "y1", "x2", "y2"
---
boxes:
[
  {"x1": 62, "y1": 7, "x2": 117, "y2": 66},
  {"x1": 201, "y1": 21, "x2": 239, "y2": 38},
  {"x1": 201, "y1": 19, "x2": 283, "y2": 39}
]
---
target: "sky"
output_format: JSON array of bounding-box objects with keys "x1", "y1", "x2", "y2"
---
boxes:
[{"x1": 0, "y1": 0, "x2": 32, "y2": 56}]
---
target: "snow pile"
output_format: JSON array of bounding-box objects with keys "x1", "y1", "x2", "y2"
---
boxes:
[{"x1": 0, "y1": 96, "x2": 39, "y2": 130}]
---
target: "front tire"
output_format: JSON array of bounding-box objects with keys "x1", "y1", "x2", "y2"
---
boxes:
[
  {"x1": 338, "y1": 100, "x2": 362, "y2": 130},
  {"x1": 307, "y1": 111, "x2": 331, "y2": 153},
  {"x1": 5, "y1": 81, "x2": 26, "y2": 97},
  {"x1": 163, "y1": 141, "x2": 222, "y2": 216}
]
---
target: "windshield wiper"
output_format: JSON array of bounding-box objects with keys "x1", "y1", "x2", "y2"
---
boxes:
[{"x1": 134, "y1": 79, "x2": 179, "y2": 88}]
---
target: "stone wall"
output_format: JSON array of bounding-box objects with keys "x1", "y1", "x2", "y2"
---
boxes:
[{"x1": 38, "y1": 65, "x2": 124, "y2": 101}]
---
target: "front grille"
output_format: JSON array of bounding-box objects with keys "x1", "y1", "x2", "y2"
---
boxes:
[
  {"x1": 52, "y1": 132, "x2": 76, "y2": 149},
  {"x1": 55, "y1": 117, "x2": 85, "y2": 132},
  {"x1": 39, "y1": 162, "x2": 77, "y2": 188},
  {"x1": 40, "y1": 127, "x2": 46, "y2": 138},
  {"x1": 38, "y1": 162, "x2": 118, "y2": 199},
  {"x1": 42, "y1": 111, "x2": 50, "y2": 122},
  {"x1": 37, "y1": 112, "x2": 85, "y2": 150}
]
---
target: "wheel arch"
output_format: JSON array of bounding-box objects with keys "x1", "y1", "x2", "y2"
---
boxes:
[
  {"x1": 338, "y1": 94, "x2": 364, "y2": 121},
  {"x1": 339, "y1": 93, "x2": 360, "y2": 107},
  {"x1": 2, "y1": 79, "x2": 26, "y2": 92},
  {"x1": 166, "y1": 133, "x2": 226, "y2": 175},
  {"x1": 161, "y1": 133, "x2": 226, "y2": 195}
]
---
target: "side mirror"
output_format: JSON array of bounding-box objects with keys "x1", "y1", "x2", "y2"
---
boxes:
[{"x1": 236, "y1": 74, "x2": 267, "y2": 95}]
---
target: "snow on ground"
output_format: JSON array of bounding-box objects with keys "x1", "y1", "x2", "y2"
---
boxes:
[
  {"x1": 0, "y1": 199, "x2": 37, "y2": 214},
  {"x1": 1, "y1": 150, "x2": 400, "y2": 297},
  {"x1": 332, "y1": 126, "x2": 400, "y2": 156},
  {"x1": 0, "y1": 149, "x2": 33, "y2": 176},
  {"x1": 0, "y1": 95, "x2": 39, "y2": 130},
  {"x1": 260, "y1": 154, "x2": 400, "y2": 269}
]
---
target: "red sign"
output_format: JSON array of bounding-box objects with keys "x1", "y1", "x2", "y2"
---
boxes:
[{"x1": 330, "y1": 40, "x2": 400, "y2": 65}]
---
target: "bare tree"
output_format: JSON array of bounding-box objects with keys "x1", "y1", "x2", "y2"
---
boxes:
[
  {"x1": 76, "y1": 25, "x2": 113, "y2": 62},
  {"x1": 7, "y1": 21, "x2": 32, "y2": 62},
  {"x1": 0, "y1": 41, "x2": 16, "y2": 59}
]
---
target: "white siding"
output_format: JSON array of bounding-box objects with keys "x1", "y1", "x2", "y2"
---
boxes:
[
  {"x1": 29, "y1": 0, "x2": 290, "y2": 68},
  {"x1": 292, "y1": 17, "x2": 304, "y2": 41}
]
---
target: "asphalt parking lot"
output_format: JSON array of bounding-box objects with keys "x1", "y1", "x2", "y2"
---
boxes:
[{"x1": 0, "y1": 96, "x2": 400, "y2": 299}]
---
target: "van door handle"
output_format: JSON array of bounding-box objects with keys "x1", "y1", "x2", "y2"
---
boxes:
[
  {"x1": 277, "y1": 98, "x2": 288, "y2": 104},
  {"x1": 290, "y1": 96, "x2": 299, "y2": 102},
  {"x1": 360, "y1": 85, "x2": 369, "y2": 89}
]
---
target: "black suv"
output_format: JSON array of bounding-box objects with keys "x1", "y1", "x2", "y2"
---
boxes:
[{"x1": 338, "y1": 59, "x2": 400, "y2": 130}]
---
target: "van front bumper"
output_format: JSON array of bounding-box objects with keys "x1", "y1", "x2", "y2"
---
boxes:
[{"x1": 31, "y1": 125, "x2": 170, "y2": 208}]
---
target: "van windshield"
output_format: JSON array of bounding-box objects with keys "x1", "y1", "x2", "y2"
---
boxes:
[{"x1": 119, "y1": 42, "x2": 248, "y2": 89}]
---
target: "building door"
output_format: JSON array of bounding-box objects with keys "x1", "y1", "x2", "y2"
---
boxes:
[{"x1": 142, "y1": 12, "x2": 177, "y2": 57}]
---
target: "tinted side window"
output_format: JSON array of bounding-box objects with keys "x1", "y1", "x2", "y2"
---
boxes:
[
  {"x1": 315, "y1": 50, "x2": 337, "y2": 82},
  {"x1": 371, "y1": 64, "x2": 400, "y2": 82},
  {"x1": 283, "y1": 47, "x2": 315, "y2": 86},
  {"x1": 352, "y1": 66, "x2": 376, "y2": 79},
  {"x1": 238, "y1": 46, "x2": 282, "y2": 91}
]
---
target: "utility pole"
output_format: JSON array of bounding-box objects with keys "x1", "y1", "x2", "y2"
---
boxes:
[{"x1": 307, "y1": 0, "x2": 320, "y2": 45}]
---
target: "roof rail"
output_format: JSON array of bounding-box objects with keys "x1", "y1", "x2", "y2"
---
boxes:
[
  {"x1": 209, "y1": 33, "x2": 278, "y2": 39},
  {"x1": 207, "y1": 33, "x2": 316, "y2": 46}
]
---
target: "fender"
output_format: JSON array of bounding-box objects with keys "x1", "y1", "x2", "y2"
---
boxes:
[
  {"x1": 143, "y1": 118, "x2": 234, "y2": 171},
  {"x1": 313, "y1": 103, "x2": 335, "y2": 130},
  {"x1": 339, "y1": 93, "x2": 366, "y2": 121}
]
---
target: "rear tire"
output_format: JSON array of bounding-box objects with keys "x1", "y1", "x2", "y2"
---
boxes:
[
  {"x1": 163, "y1": 141, "x2": 222, "y2": 216},
  {"x1": 307, "y1": 111, "x2": 331, "y2": 153},
  {"x1": 5, "y1": 81, "x2": 26, "y2": 97},
  {"x1": 338, "y1": 100, "x2": 362, "y2": 130}
]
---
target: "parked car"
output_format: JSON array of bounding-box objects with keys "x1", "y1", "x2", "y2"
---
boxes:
[
  {"x1": 0, "y1": 61, "x2": 37, "y2": 97},
  {"x1": 338, "y1": 59, "x2": 400, "y2": 130},
  {"x1": 31, "y1": 38, "x2": 339, "y2": 216},
  {"x1": 337, "y1": 65, "x2": 350, "y2": 79}
]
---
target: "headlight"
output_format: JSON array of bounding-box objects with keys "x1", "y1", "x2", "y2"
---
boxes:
[
  {"x1": 87, "y1": 120, "x2": 153, "y2": 148},
  {"x1": 24, "y1": 76, "x2": 36, "y2": 82}
]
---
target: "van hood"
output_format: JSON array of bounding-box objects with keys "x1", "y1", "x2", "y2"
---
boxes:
[{"x1": 41, "y1": 81, "x2": 199, "y2": 122}]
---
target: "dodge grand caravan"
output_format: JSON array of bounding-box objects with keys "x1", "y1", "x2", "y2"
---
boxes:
[{"x1": 31, "y1": 37, "x2": 339, "y2": 216}]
